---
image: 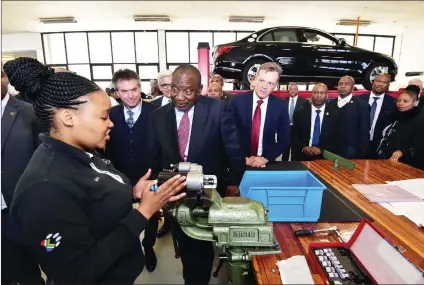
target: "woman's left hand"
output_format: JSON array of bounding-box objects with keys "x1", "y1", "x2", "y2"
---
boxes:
[
  {"x1": 133, "y1": 169, "x2": 154, "y2": 199},
  {"x1": 390, "y1": 150, "x2": 403, "y2": 162}
]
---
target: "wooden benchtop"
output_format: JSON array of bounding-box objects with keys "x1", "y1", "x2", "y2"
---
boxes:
[{"x1": 252, "y1": 160, "x2": 424, "y2": 284}]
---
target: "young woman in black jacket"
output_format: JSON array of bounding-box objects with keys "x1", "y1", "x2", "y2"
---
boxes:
[
  {"x1": 4, "y1": 57, "x2": 187, "y2": 285},
  {"x1": 377, "y1": 90, "x2": 424, "y2": 170}
]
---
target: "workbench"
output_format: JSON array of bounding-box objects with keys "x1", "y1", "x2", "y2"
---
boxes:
[{"x1": 252, "y1": 160, "x2": 424, "y2": 284}]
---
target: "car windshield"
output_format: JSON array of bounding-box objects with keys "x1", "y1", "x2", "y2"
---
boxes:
[{"x1": 303, "y1": 31, "x2": 337, "y2": 46}]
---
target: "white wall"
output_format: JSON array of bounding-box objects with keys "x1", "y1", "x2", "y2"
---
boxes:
[{"x1": 1, "y1": 33, "x2": 44, "y2": 62}]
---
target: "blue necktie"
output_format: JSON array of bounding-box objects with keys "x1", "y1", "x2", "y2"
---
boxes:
[
  {"x1": 127, "y1": 110, "x2": 134, "y2": 128},
  {"x1": 289, "y1": 99, "x2": 295, "y2": 125},
  {"x1": 370, "y1": 97, "x2": 380, "y2": 126},
  {"x1": 312, "y1": 110, "x2": 321, "y2": 146}
]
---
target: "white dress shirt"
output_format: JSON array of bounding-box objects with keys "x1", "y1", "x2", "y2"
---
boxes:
[
  {"x1": 368, "y1": 92, "x2": 385, "y2": 141},
  {"x1": 309, "y1": 104, "x2": 326, "y2": 146},
  {"x1": 124, "y1": 102, "x2": 142, "y2": 124},
  {"x1": 288, "y1": 95, "x2": 298, "y2": 125},
  {"x1": 2, "y1": 93, "x2": 10, "y2": 210},
  {"x1": 252, "y1": 91, "x2": 269, "y2": 156},
  {"x1": 161, "y1": 96, "x2": 172, "y2": 107},
  {"x1": 337, "y1": 94, "x2": 353, "y2": 108},
  {"x1": 175, "y1": 106, "x2": 195, "y2": 158}
]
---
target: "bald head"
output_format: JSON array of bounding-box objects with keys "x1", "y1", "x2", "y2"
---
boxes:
[
  {"x1": 311, "y1": 83, "x2": 328, "y2": 107},
  {"x1": 211, "y1": 74, "x2": 224, "y2": 87},
  {"x1": 337, "y1": 76, "x2": 355, "y2": 98}
]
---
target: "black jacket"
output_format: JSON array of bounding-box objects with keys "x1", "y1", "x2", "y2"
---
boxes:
[
  {"x1": 11, "y1": 134, "x2": 148, "y2": 285},
  {"x1": 377, "y1": 107, "x2": 424, "y2": 170}
]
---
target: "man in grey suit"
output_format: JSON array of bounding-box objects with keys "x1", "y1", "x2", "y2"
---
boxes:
[
  {"x1": 282, "y1": 83, "x2": 307, "y2": 160},
  {"x1": 1, "y1": 64, "x2": 45, "y2": 285}
]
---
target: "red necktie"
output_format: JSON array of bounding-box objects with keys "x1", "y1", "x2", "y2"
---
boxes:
[
  {"x1": 178, "y1": 110, "x2": 190, "y2": 161},
  {"x1": 250, "y1": 99, "x2": 263, "y2": 156}
]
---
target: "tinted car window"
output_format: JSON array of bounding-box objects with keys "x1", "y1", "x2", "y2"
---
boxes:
[
  {"x1": 259, "y1": 29, "x2": 298, "y2": 42},
  {"x1": 303, "y1": 31, "x2": 337, "y2": 45}
]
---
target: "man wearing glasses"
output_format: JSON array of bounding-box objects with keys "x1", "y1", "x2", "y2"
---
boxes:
[
  {"x1": 229, "y1": 62, "x2": 290, "y2": 168},
  {"x1": 151, "y1": 70, "x2": 173, "y2": 107}
]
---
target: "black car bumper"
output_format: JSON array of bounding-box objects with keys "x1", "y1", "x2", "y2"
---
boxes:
[{"x1": 213, "y1": 60, "x2": 244, "y2": 82}]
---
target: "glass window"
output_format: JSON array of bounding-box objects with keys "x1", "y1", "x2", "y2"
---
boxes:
[
  {"x1": 65, "y1": 33, "x2": 89, "y2": 64},
  {"x1": 68, "y1": 64, "x2": 91, "y2": 79},
  {"x1": 273, "y1": 30, "x2": 298, "y2": 42},
  {"x1": 166, "y1": 32, "x2": 189, "y2": 63},
  {"x1": 135, "y1": 32, "x2": 159, "y2": 63},
  {"x1": 88, "y1": 33, "x2": 112, "y2": 63},
  {"x1": 236, "y1": 32, "x2": 253, "y2": 41},
  {"x1": 374, "y1": 37, "x2": 394, "y2": 56},
  {"x1": 113, "y1": 64, "x2": 137, "y2": 73},
  {"x1": 189, "y1": 32, "x2": 213, "y2": 63},
  {"x1": 137, "y1": 65, "x2": 159, "y2": 79},
  {"x1": 260, "y1": 31, "x2": 274, "y2": 41},
  {"x1": 94, "y1": 81, "x2": 112, "y2": 90},
  {"x1": 92, "y1": 65, "x2": 113, "y2": 80},
  {"x1": 213, "y1": 32, "x2": 236, "y2": 46},
  {"x1": 140, "y1": 81, "x2": 151, "y2": 94},
  {"x1": 357, "y1": 36, "x2": 374, "y2": 51},
  {"x1": 111, "y1": 32, "x2": 135, "y2": 63},
  {"x1": 43, "y1": 33, "x2": 66, "y2": 64},
  {"x1": 334, "y1": 34, "x2": 355, "y2": 46},
  {"x1": 303, "y1": 31, "x2": 336, "y2": 45}
]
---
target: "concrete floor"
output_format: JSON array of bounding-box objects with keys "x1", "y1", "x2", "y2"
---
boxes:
[{"x1": 135, "y1": 225, "x2": 228, "y2": 285}]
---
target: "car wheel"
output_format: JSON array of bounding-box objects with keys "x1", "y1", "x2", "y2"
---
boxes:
[
  {"x1": 363, "y1": 63, "x2": 389, "y2": 91},
  {"x1": 242, "y1": 59, "x2": 267, "y2": 90}
]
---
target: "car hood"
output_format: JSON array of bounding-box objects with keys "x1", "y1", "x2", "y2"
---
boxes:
[{"x1": 350, "y1": 46, "x2": 395, "y2": 61}]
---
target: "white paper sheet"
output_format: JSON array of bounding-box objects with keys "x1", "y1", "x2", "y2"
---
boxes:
[
  {"x1": 379, "y1": 201, "x2": 424, "y2": 227},
  {"x1": 276, "y1": 255, "x2": 314, "y2": 284},
  {"x1": 386, "y1": 179, "x2": 424, "y2": 199}
]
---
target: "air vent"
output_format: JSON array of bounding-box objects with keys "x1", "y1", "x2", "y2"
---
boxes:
[
  {"x1": 229, "y1": 16, "x2": 265, "y2": 23},
  {"x1": 133, "y1": 15, "x2": 171, "y2": 22},
  {"x1": 337, "y1": 19, "x2": 372, "y2": 26},
  {"x1": 39, "y1": 17, "x2": 76, "y2": 24}
]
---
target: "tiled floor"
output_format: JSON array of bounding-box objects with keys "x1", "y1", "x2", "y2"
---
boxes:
[{"x1": 135, "y1": 227, "x2": 228, "y2": 285}]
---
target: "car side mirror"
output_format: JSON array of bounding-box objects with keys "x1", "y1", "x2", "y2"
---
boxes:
[{"x1": 338, "y1": 38, "x2": 347, "y2": 46}]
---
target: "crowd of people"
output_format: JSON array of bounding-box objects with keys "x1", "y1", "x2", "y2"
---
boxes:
[{"x1": 1, "y1": 56, "x2": 424, "y2": 285}]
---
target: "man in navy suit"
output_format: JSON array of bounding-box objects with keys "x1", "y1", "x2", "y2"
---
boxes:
[
  {"x1": 105, "y1": 69, "x2": 159, "y2": 272},
  {"x1": 358, "y1": 74, "x2": 396, "y2": 158},
  {"x1": 282, "y1": 83, "x2": 307, "y2": 160},
  {"x1": 2, "y1": 64, "x2": 45, "y2": 285},
  {"x1": 151, "y1": 70, "x2": 173, "y2": 108},
  {"x1": 229, "y1": 62, "x2": 290, "y2": 167},
  {"x1": 149, "y1": 64, "x2": 245, "y2": 284},
  {"x1": 326, "y1": 76, "x2": 370, "y2": 159},
  {"x1": 291, "y1": 83, "x2": 337, "y2": 161}
]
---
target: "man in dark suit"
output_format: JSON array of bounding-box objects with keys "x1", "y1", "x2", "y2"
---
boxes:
[
  {"x1": 105, "y1": 69, "x2": 158, "y2": 272},
  {"x1": 151, "y1": 70, "x2": 173, "y2": 107},
  {"x1": 282, "y1": 83, "x2": 307, "y2": 160},
  {"x1": 211, "y1": 74, "x2": 232, "y2": 101},
  {"x1": 326, "y1": 76, "x2": 370, "y2": 159},
  {"x1": 229, "y1": 62, "x2": 290, "y2": 167},
  {"x1": 291, "y1": 83, "x2": 336, "y2": 161},
  {"x1": 2, "y1": 64, "x2": 45, "y2": 285},
  {"x1": 149, "y1": 64, "x2": 245, "y2": 284},
  {"x1": 358, "y1": 74, "x2": 396, "y2": 158}
]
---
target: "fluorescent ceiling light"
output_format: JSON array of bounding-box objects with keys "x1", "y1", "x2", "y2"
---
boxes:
[
  {"x1": 337, "y1": 19, "x2": 372, "y2": 27},
  {"x1": 229, "y1": 16, "x2": 265, "y2": 23},
  {"x1": 39, "y1": 17, "x2": 76, "y2": 24},
  {"x1": 133, "y1": 15, "x2": 171, "y2": 22}
]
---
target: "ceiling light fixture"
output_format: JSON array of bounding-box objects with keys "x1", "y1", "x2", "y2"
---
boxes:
[
  {"x1": 133, "y1": 15, "x2": 171, "y2": 22},
  {"x1": 39, "y1": 17, "x2": 76, "y2": 24},
  {"x1": 337, "y1": 19, "x2": 372, "y2": 27},
  {"x1": 229, "y1": 16, "x2": 265, "y2": 23}
]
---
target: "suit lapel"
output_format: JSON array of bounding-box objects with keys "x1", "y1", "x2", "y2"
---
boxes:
[
  {"x1": 264, "y1": 95, "x2": 276, "y2": 138},
  {"x1": 165, "y1": 104, "x2": 181, "y2": 161},
  {"x1": 320, "y1": 104, "x2": 332, "y2": 140},
  {"x1": 1, "y1": 96, "x2": 20, "y2": 150},
  {"x1": 245, "y1": 92, "x2": 254, "y2": 134},
  {"x1": 188, "y1": 98, "x2": 208, "y2": 161}
]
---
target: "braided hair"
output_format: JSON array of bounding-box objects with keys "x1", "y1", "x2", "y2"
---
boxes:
[{"x1": 4, "y1": 57, "x2": 100, "y2": 128}]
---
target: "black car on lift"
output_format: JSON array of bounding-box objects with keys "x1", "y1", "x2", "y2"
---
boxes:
[{"x1": 212, "y1": 26, "x2": 398, "y2": 90}]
